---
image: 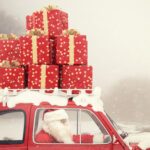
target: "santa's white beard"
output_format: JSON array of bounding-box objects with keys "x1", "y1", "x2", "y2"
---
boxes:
[{"x1": 42, "y1": 120, "x2": 74, "y2": 144}]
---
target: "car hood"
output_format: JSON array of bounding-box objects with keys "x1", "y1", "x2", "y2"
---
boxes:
[{"x1": 124, "y1": 132, "x2": 150, "y2": 150}]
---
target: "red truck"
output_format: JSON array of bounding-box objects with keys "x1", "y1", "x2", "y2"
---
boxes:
[{"x1": 0, "y1": 88, "x2": 148, "y2": 150}]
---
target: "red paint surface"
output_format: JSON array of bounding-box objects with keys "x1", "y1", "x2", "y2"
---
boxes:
[{"x1": 0, "y1": 101, "x2": 131, "y2": 150}]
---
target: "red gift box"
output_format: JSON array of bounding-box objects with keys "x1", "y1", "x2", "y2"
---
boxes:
[
  {"x1": 56, "y1": 35, "x2": 88, "y2": 65},
  {"x1": 50, "y1": 39, "x2": 56, "y2": 64},
  {"x1": 61, "y1": 65, "x2": 93, "y2": 89},
  {"x1": 0, "y1": 67, "x2": 25, "y2": 89},
  {"x1": 26, "y1": 15, "x2": 34, "y2": 32},
  {"x1": 28, "y1": 65, "x2": 59, "y2": 89},
  {"x1": 33, "y1": 9, "x2": 68, "y2": 38},
  {"x1": 20, "y1": 35, "x2": 50, "y2": 65},
  {"x1": 0, "y1": 39, "x2": 21, "y2": 63}
]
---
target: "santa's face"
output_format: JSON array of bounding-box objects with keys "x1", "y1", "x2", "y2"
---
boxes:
[{"x1": 42, "y1": 116, "x2": 73, "y2": 144}]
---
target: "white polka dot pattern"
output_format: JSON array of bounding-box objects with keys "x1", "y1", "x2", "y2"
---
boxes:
[
  {"x1": 0, "y1": 67, "x2": 25, "y2": 89},
  {"x1": 56, "y1": 35, "x2": 88, "y2": 65},
  {"x1": 33, "y1": 10, "x2": 68, "y2": 38},
  {"x1": 0, "y1": 40, "x2": 21, "y2": 63},
  {"x1": 28, "y1": 65, "x2": 59, "y2": 89},
  {"x1": 61, "y1": 65, "x2": 92, "y2": 89},
  {"x1": 26, "y1": 15, "x2": 34, "y2": 31},
  {"x1": 20, "y1": 35, "x2": 50, "y2": 65}
]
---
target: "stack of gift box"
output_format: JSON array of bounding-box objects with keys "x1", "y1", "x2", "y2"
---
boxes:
[{"x1": 0, "y1": 5, "x2": 93, "y2": 91}]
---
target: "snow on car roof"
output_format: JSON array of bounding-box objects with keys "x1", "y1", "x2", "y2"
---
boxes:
[{"x1": 0, "y1": 87, "x2": 104, "y2": 112}]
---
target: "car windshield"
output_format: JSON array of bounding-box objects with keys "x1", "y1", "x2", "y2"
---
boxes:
[{"x1": 106, "y1": 113, "x2": 128, "y2": 139}]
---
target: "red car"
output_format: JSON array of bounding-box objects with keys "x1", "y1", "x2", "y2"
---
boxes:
[{"x1": 0, "y1": 89, "x2": 148, "y2": 150}]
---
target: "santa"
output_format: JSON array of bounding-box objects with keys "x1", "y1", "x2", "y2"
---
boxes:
[
  {"x1": 41, "y1": 109, "x2": 74, "y2": 144},
  {"x1": 35, "y1": 109, "x2": 107, "y2": 144}
]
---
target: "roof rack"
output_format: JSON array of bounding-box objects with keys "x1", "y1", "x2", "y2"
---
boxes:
[
  {"x1": 0, "y1": 88, "x2": 93, "y2": 96},
  {"x1": 0, "y1": 88, "x2": 95, "y2": 107}
]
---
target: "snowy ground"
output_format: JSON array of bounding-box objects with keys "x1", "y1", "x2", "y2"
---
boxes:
[
  {"x1": 118, "y1": 122, "x2": 150, "y2": 149},
  {"x1": 118, "y1": 122, "x2": 150, "y2": 134}
]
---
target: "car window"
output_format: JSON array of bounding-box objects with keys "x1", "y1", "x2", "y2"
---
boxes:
[
  {"x1": 0, "y1": 110, "x2": 25, "y2": 145},
  {"x1": 81, "y1": 110, "x2": 111, "y2": 144},
  {"x1": 33, "y1": 108, "x2": 111, "y2": 144}
]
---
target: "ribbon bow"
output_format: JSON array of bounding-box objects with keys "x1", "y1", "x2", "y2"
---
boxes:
[
  {"x1": 0, "y1": 34, "x2": 7, "y2": 40},
  {"x1": 0, "y1": 60, "x2": 20, "y2": 67},
  {"x1": 26, "y1": 29, "x2": 45, "y2": 36},
  {"x1": 62, "y1": 29, "x2": 80, "y2": 36},
  {"x1": 0, "y1": 33, "x2": 18, "y2": 40},
  {"x1": 44, "y1": 5, "x2": 58, "y2": 11}
]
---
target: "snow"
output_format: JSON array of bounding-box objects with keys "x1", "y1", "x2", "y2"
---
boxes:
[
  {"x1": 119, "y1": 123, "x2": 150, "y2": 150},
  {"x1": 124, "y1": 132, "x2": 150, "y2": 150},
  {"x1": 6, "y1": 90, "x2": 68, "y2": 108},
  {"x1": 0, "y1": 87, "x2": 104, "y2": 112},
  {"x1": 73, "y1": 87, "x2": 104, "y2": 112}
]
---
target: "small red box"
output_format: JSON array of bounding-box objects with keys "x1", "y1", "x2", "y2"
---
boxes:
[
  {"x1": 61, "y1": 65, "x2": 93, "y2": 89},
  {"x1": 56, "y1": 35, "x2": 88, "y2": 65},
  {"x1": 0, "y1": 40, "x2": 21, "y2": 63},
  {"x1": 0, "y1": 67, "x2": 25, "y2": 89},
  {"x1": 33, "y1": 9, "x2": 68, "y2": 38},
  {"x1": 28, "y1": 65, "x2": 59, "y2": 89},
  {"x1": 26, "y1": 15, "x2": 34, "y2": 32},
  {"x1": 20, "y1": 35, "x2": 50, "y2": 65}
]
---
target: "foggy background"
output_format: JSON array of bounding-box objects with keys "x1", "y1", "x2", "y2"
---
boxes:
[{"x1": 0, "y1": 0, "x2": 150, "y2": 124}]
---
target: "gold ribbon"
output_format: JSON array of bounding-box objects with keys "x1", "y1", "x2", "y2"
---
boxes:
[
  {"x1": 0, "y1": 60, "x2": 20, "y2": 67},
  {"x1": 8, "y1": 33, "x2": 18, "y2": 40},
  {"x1": 41, "y1": 65, "x2": 46, "y2": 89},
  {"x1": 62, "y1": 29, "x2": 80, "y2": 65},
  {"x1": 26, "y1": 29, "x2": 45, "y2": 36},
  {"x1": 33, "y1": 5, "x2": 58, "y2": 35},
  {"x1": 0, "y1": 60, "x2": 10, "y2": 67},
  {"x1": 42, "y1": 5, "x2": 58, "y2": 35},
  {"x1": 11, "y1": 60, "x2": 20, "y2": 67},
  {"x1": 32, "y1": 36, "x2": 38, "y2": 64},
  {"x1": 0, "y1": 34, "x2": 7, "y2": 40},
  {"x1": 0, "y1": 33, "x2": 18, "y2": 40},
  {"x1": 69, "y1": 35, "x2": 75, "y2": 65},
  {"x1": 44, "y1": 5, "x2": 58, "y2": 11},
  {"x1": 43, "y1": 10, "x2": 48, "y2": 35},
  {"x1": 62, "y1": 29, "x2": 80, "y2": 36}
]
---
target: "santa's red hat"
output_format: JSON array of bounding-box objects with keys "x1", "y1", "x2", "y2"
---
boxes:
[{"x1": 43, "y1": 109, "x2": 69, "y2": 122}]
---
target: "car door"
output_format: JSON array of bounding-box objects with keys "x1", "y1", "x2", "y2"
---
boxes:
[
  {"x1": 29, "y1": 106, "x2": 113, "y2": 150},
  {"x1": 0, "y1": 103, "x2": 30, "y2": 150}
]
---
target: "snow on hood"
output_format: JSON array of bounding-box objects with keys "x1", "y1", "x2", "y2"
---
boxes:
[
  {"x1": 0, "y1": 87, "x2": 104, "y2": 113},
  {"x1": 124, "y1": 132, "x2": 150, "y2": 150}
]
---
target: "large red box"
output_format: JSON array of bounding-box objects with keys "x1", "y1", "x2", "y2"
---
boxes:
[
  {"x1": 0, "y1": 67, "x2": 25, "y2": 89},
  {"x1": 26, "y1": 15, "x2": 34, "y2": 32},
  {"x1": 33, "y1": 9, "x2": 68, "y2": 38},
  {"x1": 61, "y1": 65, "x2": 93, "y2": 89},
  {"x1": 56, "y1": 35, "x2": 88, "y2": 65},
  {"x1": 20, "y1": 35, "x2": 50, "y2": 65},
  {"x1": 0, "y1": 39, "x2": 21, "y2": 63},
  {"x1": 28, "y1": 65, "x2": 59, "y2": 89}
]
